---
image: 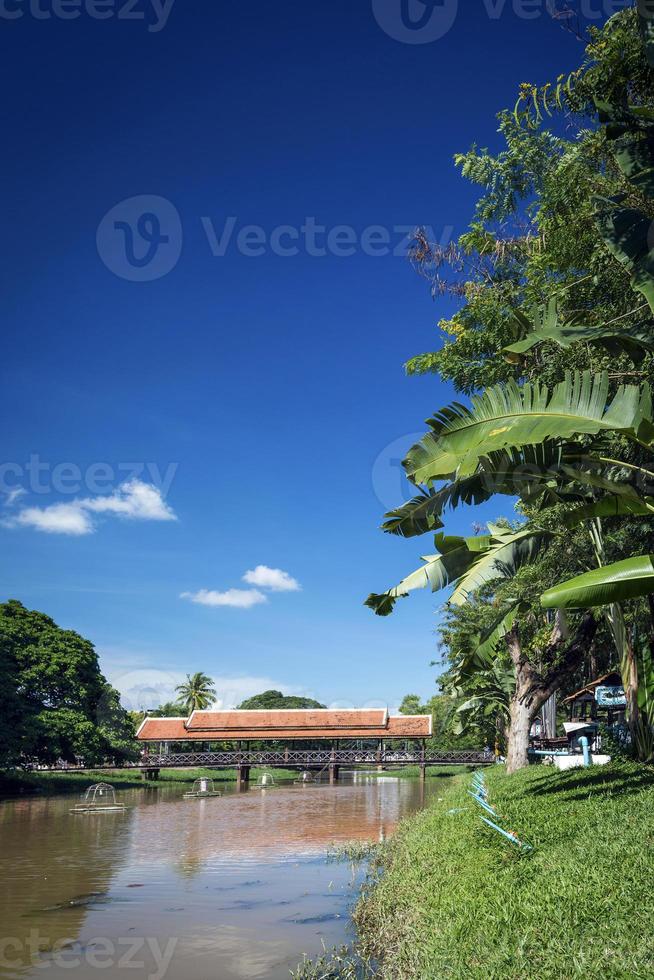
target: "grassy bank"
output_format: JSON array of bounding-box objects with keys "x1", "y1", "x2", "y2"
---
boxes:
[
  {"x1": 367, "y1": 764, "x2": 476, "y2": 779},
  {"x1": 353, "y1": 762, "x2": 654, "y2": 979},
  {"x1": 0, "y1": 766, "x2": 298, "y2": 798}
]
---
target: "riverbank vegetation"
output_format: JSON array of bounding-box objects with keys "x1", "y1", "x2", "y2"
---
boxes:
[
  {"x1": 354, "y1": 762, "x2": 654, "y2": 979},
  {"x1": 367, "y1": 8, "x2": 654, "y2": 771},
  {"x1": 0, "y1": 766, "x2": 299, "y2": 798}
]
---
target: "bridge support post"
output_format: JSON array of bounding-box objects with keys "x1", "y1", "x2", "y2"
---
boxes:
[
  {"x1": 420, "y1": 739, "x2": 426, "y2": 782},
  {"x1": 141, "y1": 767, "x2": 160, "y2": 782},
  {"x1": 236, "y1": 764, "x2": 251, "y2": 789},
  {"x1": 329, "y1": 764, "x2": 340, "y2": 784}
]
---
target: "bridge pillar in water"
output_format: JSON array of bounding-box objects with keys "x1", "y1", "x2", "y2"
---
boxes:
[
  {"x1": 141, "y1": 767, "x2": 160, "y2": 782},
  {"x1": 236, "y1": 764, "x2": 251, "y2": 788},
  {"x1": 329, "y1": 764, "x2": 340, "y2": 784}
]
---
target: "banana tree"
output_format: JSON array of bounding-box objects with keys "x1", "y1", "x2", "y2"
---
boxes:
[
  {"x1": 367, "y1": 370, "x2": 654, "y2": 765},
  {"x1": 369, "y1": 90, "x2": 654, "y2": 766}
]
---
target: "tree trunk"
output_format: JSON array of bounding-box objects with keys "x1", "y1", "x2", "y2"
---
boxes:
[
  {"x1": 504, "y1": 612, "x2": 597, "y2": 775},
  {"x1": 506, "y1": 697, "x2": 533, "y2": 773},
  {"x1": 624, "y1": 633, "x2": 640, "y2": 744}
]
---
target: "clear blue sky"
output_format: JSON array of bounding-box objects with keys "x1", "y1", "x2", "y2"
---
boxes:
[{"x1": 0, "y1": 1, "x2": 601, "y2": 709}]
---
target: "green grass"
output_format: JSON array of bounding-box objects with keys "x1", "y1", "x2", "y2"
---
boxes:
[
  {"x1": 0, "y1": 766, "x2": 299, "y2": 798},
  {"x1": 353, "y1": 762, "x2": 654, "y2": 979},
  {"x1": 368, "y1": 764, "x2": 476, "y2": 779}
]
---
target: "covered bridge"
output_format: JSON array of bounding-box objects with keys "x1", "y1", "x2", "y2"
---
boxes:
[{"x1": 137, "y1": 708, "x2": 434, "y2": 782}]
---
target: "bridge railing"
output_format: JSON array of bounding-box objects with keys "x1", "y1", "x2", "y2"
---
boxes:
[{"x1": 140, "y1": 749, "x2": 493, "y2": 767}]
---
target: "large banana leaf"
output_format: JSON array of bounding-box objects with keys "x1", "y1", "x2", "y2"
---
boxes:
[
  {"x1": 366, "y1": 525, "x2": 551, "y2": 616},
  {"x1": 365, "y1": 532, "x2": 481, "y2": 617},
  {"x1": 596, "y1": 205, "x2": 654, "y2": 317},
  {"x1": 472, "y1": 600, "x2": 523, "y2": 667},
  {"x1": 541, "y1": 555, "x2": 654, "y2": 609},
  {"x1": 383, "y1": 443, "x2": 575, "y2": 537},
  {"x1": 404, "y1": 372, "x2": 648, "y2": 485},
  {"x1": 504, "y1": 318, "x2": 654, "y2": 363},
  {"x1": 563, "y1": 496, "x2": 654, "y2": 528}
]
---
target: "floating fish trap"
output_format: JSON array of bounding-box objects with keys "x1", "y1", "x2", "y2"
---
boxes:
[
  {"x1": 183, "y1": 777, "x2": 221, "y2": 799},
  {"x1": 70, "y1": 783, "x2": 127, "y2": 813},
  {"x1": 296, "y1": 770, "x2": 315, "y2": 784},
  {"x1": 256, "y1": 771, "x2": 276, "y2": 788}
]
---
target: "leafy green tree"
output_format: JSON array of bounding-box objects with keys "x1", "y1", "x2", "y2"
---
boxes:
[
  {"x1": 237, "y1": 690, "x2": 326, "y2": 710},
  {"x1": 368, "y1": 11, "x2": 654, "y2": 769},
  {"x1": 150, "y1": 700, "x2": 186, "y2": 717},
  {"x1": 0, "y1": 633, "x2": 26, "y2": 767},
  {"x1": 174, "y1": 672, "x2": 217, "y2": 713},
  {"x1": 398, "y1": 694, "x2": 422, "y2": 715},
  {"x1": 0, "y1": 599, "x2": 137, "y2": 766}
]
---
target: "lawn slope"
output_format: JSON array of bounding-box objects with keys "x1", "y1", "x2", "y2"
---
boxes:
[{"x1": 355, "y1": 762, "x2": 654, "y2": 979}]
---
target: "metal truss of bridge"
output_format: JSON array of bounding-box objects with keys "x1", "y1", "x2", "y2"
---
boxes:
[{"x1": 140, "y1": 748, "x2": 493, "y2": 768}]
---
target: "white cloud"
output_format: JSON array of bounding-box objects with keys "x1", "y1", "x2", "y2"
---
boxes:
[
  {"x1": 243, "y1": 565, "x2": 301, "y2": 592},
  {"x1": 4, "y1": 480, "x2": 177, "y2": 536},
  {"x1": 13, "y1": 502, "x2": 93, "y2": 536},
  {"x1": 83, "y1": 480, "x2": 176, "y2": 521},
  {"x1": 102, "y1": 664, "x2": 307, "y2": 712},
  {"x1": 181, "y1": 588, "x2": 268, "y2": 609}
]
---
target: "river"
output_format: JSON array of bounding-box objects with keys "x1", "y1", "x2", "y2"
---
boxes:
[{"x1": 0, "y1": 773, "x2": 443, "y2": 980}]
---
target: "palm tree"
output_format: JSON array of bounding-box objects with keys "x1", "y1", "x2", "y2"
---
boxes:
[{"x1": 175, "y1": 672, "x2": 217, "y2": 714}]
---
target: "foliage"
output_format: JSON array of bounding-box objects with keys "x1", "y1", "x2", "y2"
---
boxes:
[
  {"x1": 354, "y1": 763, "x2": 654, "y2": 978},
  {"x1": 0, "y1": 600, "x2": 137, "y2": 767},
  {"x1": 237, "y1": 689, "x2": 326, "y2": 710},
  {"x1": 399, "y1": 692, "x2": 487, "y2": 750},
  {"x1": 0, "y1": 766, "x2": 299, "y2": 798},
  {"x1": 369, "y1": 10, "x2": 654, "y2": 762},
  {"x1": 174, "y1": 672, "x2": 217, "y2": 713}
]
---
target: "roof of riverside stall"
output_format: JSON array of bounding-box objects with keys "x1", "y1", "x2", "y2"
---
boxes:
[
  {"x1": 136, "y1": 709, "x2": 432, "y2": 741},
  {"x1": 561, "y1": 672, "x2": 623, "y2": 705}
]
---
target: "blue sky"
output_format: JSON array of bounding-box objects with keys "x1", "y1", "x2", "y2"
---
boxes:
[{"x1": 0, "y1": 1, "x2": 605, "y2": 709}]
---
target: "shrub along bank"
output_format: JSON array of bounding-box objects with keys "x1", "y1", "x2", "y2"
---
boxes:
[{"x1": 354, "y1": 763, "x2": 654, "y2": 979}]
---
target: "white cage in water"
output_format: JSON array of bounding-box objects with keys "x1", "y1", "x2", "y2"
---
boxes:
[
  {"x1": 70, "y1": 783, "x2": 126, "y2": 813},
  {"x1": 183, "y1": 777, "x2": 221, "y2": 799},
  {"x1": 296, "y1": 770, "x2": 315, "y2": 784},
  {"x1": 256, "y1": 771, "x2": 276, "y2": 788}
]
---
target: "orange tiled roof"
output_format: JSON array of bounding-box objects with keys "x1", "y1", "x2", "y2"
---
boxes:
[
  {"x1": 136, "y1": 710, "x2": 431, "y2": 741},
  {"x1": 186, "y1": 708, "x2": 388, "y2": 731}
]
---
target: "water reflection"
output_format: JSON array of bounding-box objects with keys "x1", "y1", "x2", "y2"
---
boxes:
[{"x1": 0, "y1": 775, "x2": 438, "y2": 980}]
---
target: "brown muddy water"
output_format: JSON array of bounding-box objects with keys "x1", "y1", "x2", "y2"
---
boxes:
[{"x1": 0, "y1": 773, "x2": 443, "y2": 980}]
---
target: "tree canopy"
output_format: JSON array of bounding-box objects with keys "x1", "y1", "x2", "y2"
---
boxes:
[
  {"x1": 237, "y1": 690, "x2": 326, "y2": 710},
  {"x1": 0, "y1": 599, "x2": 138, "y2": 767},
  {"x1": 368, "y1": 10, "x2": 654, "y2": 769}
]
